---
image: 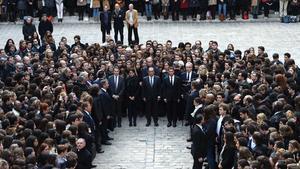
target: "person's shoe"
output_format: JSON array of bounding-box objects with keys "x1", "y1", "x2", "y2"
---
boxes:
[
  {"x1": 167, "y1": 122, "x2": 172, "y2": 127},
  {"x1": 118, "y1": 123, "x2": 121, "y2": 128},
  {"x1": 146, "y1": 122, "x2": 150, "y2": 127},
  {"x1": 186, "y1": 146, "x2": 191, "y2": 149},
  {"x1": 154, "y1": 123, "x2": 159, "y2": 127},
  {"x1": 184, "y1": 122, "x2": 190, "y2": 126},
  {"x1": 91, "y1": 165, "x2": 97, "y2": 168},
  {"x1": 173, "y1": 123, "x2": 177, "y2": 127},
  {"x1": 102, "y1": 141, "x2": 112, "y2": 145},
  {"x1": 107, "y1": 137, "x2": 114, "y2": 140},
  {"x1": 187, "y1": 138, "x2": 192, "y2": 142},
  {"x1": 133, "y1": 122, "x2": 137, "y2": 126},
  {"x1": 129, "y1": 122, "x2": 132, "y2": 127},
  {"x1": 96, "y1": 149, "x2": 104, "y2": 153}
]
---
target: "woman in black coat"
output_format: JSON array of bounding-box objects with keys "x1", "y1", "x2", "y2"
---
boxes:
[
  {"x1": 218, "y1": 132, "x2": 238, "y2": 169},
  {"x1": 126, "y1": 69, "x2": 140, "y2": 126}
]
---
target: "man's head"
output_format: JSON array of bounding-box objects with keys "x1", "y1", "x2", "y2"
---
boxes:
[
  {"x1": 185, "y1": 62, "x2": 193, "y2": 72},
  {"x1": 101, "y1": 79, "x2": 109, "y2": 89},
  {"x1": 194, "y1": 113, "x2": 204, "y2": 125},
  {"x1": 115, "y1": 3, "x2": 120, "y2": 10},
  {"x1": 113, "y1": 67, "x2": 120, "y2": 76},
  {"x1": 76, "y1": 138, "x2": 86, "y2": 150},
  {"x1": 129, "y1": 4, "x2": 134, "y2": 10},
  {"x1": 148, "y1": 67, "x2": 155, "y2": 76},
  {"x1": 168, "y1": 67, "x2": 175, "y2": 76},
  {"x1": 146, "y1": 57, "x2": 153, "y2": 67},
  {"x1": 104, "y1": 5, "x2": 109, "y2": 11}
]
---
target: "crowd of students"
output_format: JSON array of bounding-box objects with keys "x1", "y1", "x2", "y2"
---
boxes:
[
  {"x1": 0, "y1": 20, "x2": 300, "y2": 168},
  {"x1": 0, "y1": 0, "x2": 300, "y2": 22}
]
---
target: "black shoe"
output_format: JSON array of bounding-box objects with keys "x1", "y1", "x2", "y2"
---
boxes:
[
  {"x1": 167, "y1": 122, "x2": 172, "y2": 127},
  {"x1": 173, "y1": 123, "x2": 177, "y2": 127},
  {"x1": 184, "y1": 122, "x2": 190, "y2": 126},
  {"x1": 107, "y1": 137, "x2": 114, "y2": 140},
  {"x1": 187, "y1": 138, "x2": 192, "y2": 142},
  {"x1": 133, "y1": 122, "x2": 137, "y2": 126},
  {"x1": 96, "y1": 149, "x2": 104, "y2": 153},
  {"x1": 91, "y1": 165, "x2": 97, "y2": 168},
  {"x1": 146, "y1": 122, "x2": 150, "y2": 127},
  {"x1": 186, "y1": 146, "x2": 191, "y2": 149},
  {"x1": 118, "y1": 123, "x2": 121, "y2": 128},
  {"x1": 102, "y1": 141, "x2": 112, "y2": 145},
  {"x1": 129, "y1": 122, "x2": 132, "y2": 127},
  {"x1": 154, "y1": 123, "x2": 159, "y2": 127}
]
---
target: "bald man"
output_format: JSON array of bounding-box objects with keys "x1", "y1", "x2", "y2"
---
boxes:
[
  {"x1": 76, "y1": 138, "x2": 95, "y2": 169},
  {"x1": 113, "y1": 3, "x2": 125, "y2": 44}
]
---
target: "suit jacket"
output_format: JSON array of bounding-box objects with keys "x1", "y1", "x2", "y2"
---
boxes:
[
  {"x1": 108, "y1": 75, "x2": 125, "y2": 97},
  {"x1": 112, "y1": 9, "x2": 125, "y2": 28},
  {"x1": 100, "y1": 11, "x2": 112, "y2": 31},
  {"x1": 125, "y1": 9, "x2": 138, "y2": 28},
  {"x1": 142, "y1": 75, "x2": 161, "y2": 101},
  {"x1": 185, "y1": 90, "x2": 199, "y2": 115},
  {"x1": 99, "y1": 88, "x2": 113, "y2": 116},
  {"x1": 162, "y1": 75, "x2": 182, "y2": 101},
  {"x1": 191, "y1": 124, "x2": 207, "y2": 158},
  {"x1": 76, "y1": 148, "x2": 93, "y2": 169},
  {"x1": 126, "y1": 76, "x2": 140, "y2": 98},
  {"x1": 180, "y1": 71, "x2": 198, "y2": 94},
  {"x1": 82, "y1": 111, "x2": 96, "y2": 135},
  {"x1": 91, "y1": 96, "x2": 103, "y2": 125},
  {"x1": 220, "y1": 145, "x2": 237, "y2": 169}
]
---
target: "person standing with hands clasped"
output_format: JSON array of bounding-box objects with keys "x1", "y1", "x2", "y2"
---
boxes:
[
  {"x1": 162, "y1": 67, "x2": 182, "y2": 127},
  {"x1": 191, "y1": 114, "x2": 207, "y2": 169},
  {"x1": 100, "y1": 5, "x2": 111, "y2": 43},
  {"x1": 112, "y1": 3, "x2": 125, "y2": 44},
  {"x1": 125, "y1": 4, "x2": 139, "y2": 45}
]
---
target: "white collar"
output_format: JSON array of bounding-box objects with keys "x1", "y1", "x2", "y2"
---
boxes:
[{"x1": 101, "y1": 88, "x2": 107, "y2": 92}]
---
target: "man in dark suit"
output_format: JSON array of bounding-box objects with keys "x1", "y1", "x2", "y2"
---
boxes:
[
  {"x1": 141, "y1": 57, "x2": 160, "y2": 78},
  {"x1": 162, "y1": 67, "x2": 182, "y2": 127},
  {"x1": 108, "y1": 67, "x2": 125, "y2": 127},
  {"x1": 191, "y1": 114, "x2": 207, "y2": 169},
  {"x1": 82, "y1": 101, "x2": 96, "y2": 137},
  {"x1": 112, "y1": 3, "x2": 125, "y2": 44},
  {"x1": 184, "y1": 81, "x2": 199, "y2": 126},
  {"x1": 75, "y1": 138, "x2": 95, "y2": 169},
  {"x1": 96, "y1": 79, "x2": 113, "y2": 145},
  {"x1": 142, "y1": 67, "x2": 161, "y2": 127},
  {"x1": 180, "y1": 62, "x2": 198, "y2": 94},
  {"x1": 100, "y1": 5, "x2": 112, "y2": 43}
]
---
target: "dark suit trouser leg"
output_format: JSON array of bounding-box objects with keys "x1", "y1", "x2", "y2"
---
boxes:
[
  {"x1": 101, "y1": 118, "x2": 109, "y2": 142},
  {"x1": 128, "y1": 100, "x2": 137, "y2": 123},
  {"x1": 95, "y1": 125, "x2": 102, "y2": 150},
  {"x1": 102, "y1": 30, "x2": 106, "y2": 43},
  {"x1": 167, "y1": 100, "x2": 177, "y2": 123},
  {"x1": 128, "y1": 26, "x2": 133, "y2": 45},
  {"x1": 116, "y1": 100, "x2": 123, "y2": 125},
  {"x1": 133, "y1": 27, "x2": 139, "y2": 44},
  {"x1": 119, "y1": 28, "x2": 124, "y2": 44},
  {"x1": 207, "y1": 145, "x2": 217, "y2": 169},
  {"x1": 146, "y1": 100, "x2": 158, "y2": 123},
  {"x1": 193, "y1": 156, "x2": 203, "y2": 169},
  {"x1": 114, "y1": 27, "x2": 119, "y2": 42},
  {"x1": 146, "y1": 100, "x2": 152, "y2": 123}
]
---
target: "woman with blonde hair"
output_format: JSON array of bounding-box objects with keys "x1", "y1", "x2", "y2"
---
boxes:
[{"x1": 256, "y1": 113, "x2": 267, "y2": 125}]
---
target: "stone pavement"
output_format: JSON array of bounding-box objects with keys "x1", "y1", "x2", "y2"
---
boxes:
[
  {"x1": 0, "y1": 21, "x2": 300, "y2": 64},
  {"x1": 94, "y1": 117, "x2": 193, "y2": 169}
]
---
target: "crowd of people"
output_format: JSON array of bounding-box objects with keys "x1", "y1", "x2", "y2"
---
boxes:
[
  {"x1": 0, "y1": 0, "x2": 300, "y2": 22},
  {"x1": 1, "y1": 6, "x2": 300, "y2": 168}
]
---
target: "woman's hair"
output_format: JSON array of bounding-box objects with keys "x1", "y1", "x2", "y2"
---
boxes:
[{"x1": 224, "y1": 131, "x2": 236, "y2": 147}]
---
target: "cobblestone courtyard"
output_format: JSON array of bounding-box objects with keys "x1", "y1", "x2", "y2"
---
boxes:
[{"x1": 0, "y1": 21, "x2": 300, "y2": 168}]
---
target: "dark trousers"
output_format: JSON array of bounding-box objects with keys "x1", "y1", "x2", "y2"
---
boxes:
[
  {"x1": 263, "y1": 2, "x2": 269, "y2": 17},
  {"x1": 128, "y1": 25, "x2": 139, "y2": 45},
  {"x1": 7, "y1": 4, "x2": 16, "y2": 22},
  {"x1": 193, "y1": 156, "x2": 203, "y2": 169},
  {"x1": 112, "y1": 99, "x2": 123, "y2": 126},
  {"x1": 78, "y1": 6, "x2": 85, "y2": 20},
  {"x1": 95, "y1": 125, "x2": 102, "y2": 149},
  {"x1": 181, "y1": 8, "x2": 188, "y2": 20},
  {"x1": 145, "y1": 99, "x2": 158, "y2": 123},
  {"x1": 207, "y1": 145, "x2": 217, "y2": 169},
  {"x1": 100, "y1": 118, "x2": 109, "y2": 143},
  {"x1": 128, "y1": 99, "x2": 137, "y2": 123},
  {"x1": 209, "y1": 5, "x2": 217, "y2": 19},
  {"x1": 101, "y1": 29, "x2": 110, "y2": 43},
  {"x1": 191, "y1": 7, "x2": 198, "y2": 19},
  {"x1": 199, "y1": 6, "x2": 207, "y2": 20},
  {"x1": 153, "y1": 3, "x2": 160, "y2": 19},
  {"x1": 228, "y1": 5, "x2": 236, "y2": 19},
  {"x1": 114, "y1": 26, "x2": 124, "y2": 44},
  {"x1": 172, "y1": 4, "x2": 179, "y2": 20},
  {"x1": 166, "y1": 100, "x2": 178, "y2": 124}
]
